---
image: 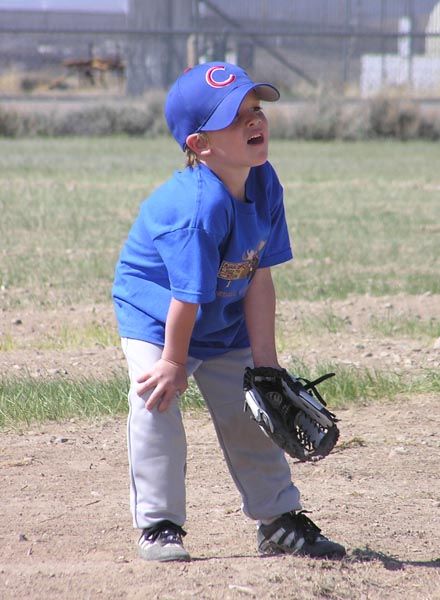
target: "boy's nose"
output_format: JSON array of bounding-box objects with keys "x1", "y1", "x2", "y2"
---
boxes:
[{"x1": 248, "y1": 114, "x2": 262, "y2": 127}]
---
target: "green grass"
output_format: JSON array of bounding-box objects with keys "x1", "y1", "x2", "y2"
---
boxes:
[
  {"x1": 0, "y1": 373, "x2": 206, "y2": 429},
  {"x1": 0, "y1": 137, "x2": 182, "y2": 309},
  {"x1": 36, "y1": 322, "x2": 120, "y2": 350},
  {"x1": 285, "y1": 310, "x2": 440, "y2": 340},
  {"x1": 1, "y1": 138, "x2": 439, "y2": 308},
  {"x1": 0, "y1": 137, "x2": 439, "y2": 426},
  {"x1": 1, "y1": 365, "x2": 438, "y2": 428},
  {"x1": 0, "y1": 324, "x2": 119, "y2": 352},
  {"x1": 291, "y1": 311, "x2": 350, "y2": 335},
  {"x1": 271, "y1": 140, "x2": 440, "y2": 299},
  {"x1": 287, "y1": 359, "x2": 440, "y2": 409},
  {"x1": 368, "y1": 314, "x2": 440, "y2": 339},
  {"x1": 0, "y1": 373, "x2": 129, "y2": 428},
  {"x1": 0, "y1": 333, "x2": 15, "y2": 351}
]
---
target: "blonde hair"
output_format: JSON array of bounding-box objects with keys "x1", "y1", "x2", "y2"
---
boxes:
[
  {"x1": 185, "y1": 132, "x2": 209, "y2": 168},
  {"x1": 185, "y1": 147, "x2": 201, "y2": 168}
]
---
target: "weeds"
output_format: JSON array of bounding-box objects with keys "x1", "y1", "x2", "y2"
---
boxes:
[
  {"x1": 0, "y1": 373, "x2": 129, "y2": 428},
  {"x1": 1, "y1": 366, "x2": 438, "y2": 428},
  {"x1": 294, "y1": 311, "x2": 349, "y2": 335},
  {"x1": 36, "y1": 322, "x2": 120, "y2": 350},
  {"x1": 369, "y1": 315, "x2": 440, "y2": 339},
  {"x1": 0, "y1": 333, "x2": 15, "y2": 352},
  {"x1": 0, "y1": 374, "x2": 205, "y2": 428},
  {"x1": 2, "y1": 95, "x2": 440, "y2": 140},
  {"x1": 0, "y1": 97, "x2": 168, "y2": 138},
  {"x1": 287, "y1": 359, "x2": 439, "y2": 407}
]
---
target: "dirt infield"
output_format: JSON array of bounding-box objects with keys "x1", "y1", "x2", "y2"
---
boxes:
[
  {"x1": 0, "y1": 295, "x2": 439, "y2": 599},
  {"x1": 0, "y1": 396, "x2": 439, "y2": 600}
]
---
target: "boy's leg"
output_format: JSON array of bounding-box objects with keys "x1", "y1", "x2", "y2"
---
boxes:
[
  {"x1": 193, "y1": 348, "x2": 346, "y2": 559},
  {"x1": 192, "y1": 348, "x2": 302, "y2": 521},
  {"x1": 122, "y1": 338, "x2": 199, "y2": 530}
]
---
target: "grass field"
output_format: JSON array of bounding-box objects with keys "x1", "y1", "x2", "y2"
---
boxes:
[
  {"x1": 1, "y1": 138, "x2": 439, "y2": 309},
  {"x1": 0, "y1": 137, "x2": 439, "y2": 424}
]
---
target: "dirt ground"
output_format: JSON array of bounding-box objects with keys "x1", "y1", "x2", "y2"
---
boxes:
[
  {"x1": 1, "y1": 293, "x2": 439, "y2": 380},
  {"x1": 0, "y1": 294, "x2": 439, "y2": 599}
]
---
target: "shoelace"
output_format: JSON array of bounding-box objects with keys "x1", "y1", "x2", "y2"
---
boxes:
[
  {"x1": 290, "y1": 510, "x2": 322, "y2": 544},
  {"x1": 144, "y1": 520, "x2": 187, "y2": 544}
]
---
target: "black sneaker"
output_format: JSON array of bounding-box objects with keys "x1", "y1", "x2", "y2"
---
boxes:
[
  {"x1": 138, "y1": 520, "x2": 190, "y2": 562},
  {"x1": 258, "y1": 511, "x2": 346, "y2": 559}
]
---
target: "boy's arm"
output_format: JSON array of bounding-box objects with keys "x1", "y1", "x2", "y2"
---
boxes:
[
  {"x1": 137, "y1": 298, "x2": 199, "y2": 412},
  {"x1": 244, "y1": 267, "x2": 280, "y2": 368}
]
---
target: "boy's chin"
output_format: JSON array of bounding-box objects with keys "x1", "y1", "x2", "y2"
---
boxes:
[
  {"x1": 251, "y1": 154, "x2": 269, "y2": 167},
  {"x1": 246, "y1": 145, "x2": 269, "y2": 166}
]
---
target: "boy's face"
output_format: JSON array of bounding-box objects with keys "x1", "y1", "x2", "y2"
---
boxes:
[{"x1": 204, "y1": 91, "x2": 269, "y2": 169}]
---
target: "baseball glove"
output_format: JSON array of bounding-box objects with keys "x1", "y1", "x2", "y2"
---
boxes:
[{"x1": 243, "y1": 366, "x2": 339, "y2": 462}]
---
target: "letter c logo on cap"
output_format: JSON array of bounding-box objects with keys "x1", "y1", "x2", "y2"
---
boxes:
[{"x1": 205, "y1": 66, "x2": 236, "y2": 88}]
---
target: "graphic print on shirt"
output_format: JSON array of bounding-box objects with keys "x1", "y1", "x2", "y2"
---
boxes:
[{"x1": 217, "y1": 240, "x2": 266, "y2": 296}]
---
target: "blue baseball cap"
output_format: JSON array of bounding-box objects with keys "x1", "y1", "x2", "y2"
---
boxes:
[{"x1": 165, "y1": 62, "x2": 280, "y2": 149}]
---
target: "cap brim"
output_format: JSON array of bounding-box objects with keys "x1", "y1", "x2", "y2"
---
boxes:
[
  {"x1": 254, "y1": 83, "x2": 280, "y2": 102},
  {"x1": 199, "y1": 82, "x2": 280, "y2": 133}
]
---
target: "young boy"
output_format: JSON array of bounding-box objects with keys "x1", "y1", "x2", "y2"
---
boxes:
[{"x1": 112, "y1": 62, "x2": 346, "y2": 562}]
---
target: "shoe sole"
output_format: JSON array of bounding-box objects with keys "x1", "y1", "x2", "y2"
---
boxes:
[
  {"x1": 138, "y1": 545, "x2": 191, "y2": 562},
  {"x1": 259, "y1": 540, "x2": 346, "y2": 559}
]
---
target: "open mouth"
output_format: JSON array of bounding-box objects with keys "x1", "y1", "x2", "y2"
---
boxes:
[{"x1": 247, "y1": 133, "x2": 264, "y2": 145}]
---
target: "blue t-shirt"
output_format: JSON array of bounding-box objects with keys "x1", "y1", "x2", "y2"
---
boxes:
[{"x1": 112, "y1": 161, "x2": 293, "y2": 359}]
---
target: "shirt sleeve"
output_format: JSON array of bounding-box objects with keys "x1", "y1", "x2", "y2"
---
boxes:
[
  {"x1": 258, "y1": 167, "x2": 293, "y2": 268},
  {"x1": 153, "y1": 227, "x2": 221, "y2": 304}
]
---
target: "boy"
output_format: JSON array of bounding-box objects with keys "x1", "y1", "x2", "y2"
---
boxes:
[{"x1": 112, "y1": 62, "x2": 346, "y2": 562}]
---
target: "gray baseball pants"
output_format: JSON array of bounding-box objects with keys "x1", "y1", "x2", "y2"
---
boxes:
[{"x1": 121, "y1": 337, "x2": 301, "y2": 530}]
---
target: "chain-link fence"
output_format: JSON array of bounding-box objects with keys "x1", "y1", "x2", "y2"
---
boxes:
[{"x1": 1, "y1": 0, "x2": 440, "y2": 99}]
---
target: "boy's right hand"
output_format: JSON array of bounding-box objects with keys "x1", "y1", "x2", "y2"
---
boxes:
[{"x1": 136, "y1": 358, "x2": 188, "y2": 412}]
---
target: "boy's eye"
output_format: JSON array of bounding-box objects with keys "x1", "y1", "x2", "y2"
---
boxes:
[{"x1": 233, "y1": 106, "x2": 263, "y2": 122}]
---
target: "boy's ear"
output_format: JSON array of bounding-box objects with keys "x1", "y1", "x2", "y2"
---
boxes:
[{"x1": 185, "y1": 133, "x2": 210, "y2": 156}]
